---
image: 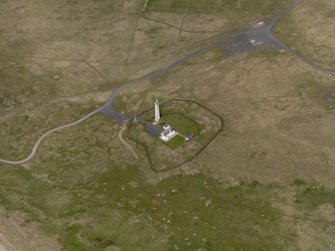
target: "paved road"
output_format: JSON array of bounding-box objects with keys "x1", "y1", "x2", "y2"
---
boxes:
[
  {"x1": 1, "y1": 0, "x2": 334, "y2": 165},
  {"x1": 99, "y1": 0, "x2": 334, "y2": 120}
]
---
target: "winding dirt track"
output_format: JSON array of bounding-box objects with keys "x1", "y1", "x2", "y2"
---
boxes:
[
  {"x1": 0, "y1": 109, "x2": 99, "y2": 165},
  {"x1": 0, "y1": 0, "x2": 333, "y2": 165},
  {"x1": 118, "y1": 123, "x2": 138, "y2": 159}
]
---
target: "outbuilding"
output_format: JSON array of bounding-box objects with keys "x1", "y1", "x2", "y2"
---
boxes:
[{"x1": 160, "y1": 127, "x2": 176, "y2": 142}]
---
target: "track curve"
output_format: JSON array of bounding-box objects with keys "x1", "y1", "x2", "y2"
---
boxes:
[
  {"x1": 268, "y1": 0, "x2": 335, "y2": 77},
  {"x1": 0, "y1": 109, "x2": 99, "y2": 165},
  {"x1": 1, "y1": 0, "x2": 334, "y2": 165}
]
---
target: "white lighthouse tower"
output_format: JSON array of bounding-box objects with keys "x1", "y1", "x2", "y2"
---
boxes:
[{"x1": 154, "y1": 99, "x2": 160, "y2": 123}]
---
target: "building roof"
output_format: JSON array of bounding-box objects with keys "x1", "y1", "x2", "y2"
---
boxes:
[
  {"x1": 185, "y1": 132, "x2": 193, "y2": 140},
  {"x1": 163, "y1": 124, "x2": 170, "y2": 129},
  {"x1": 161, "y1": 128, "x2": 174, "y2": 137}
]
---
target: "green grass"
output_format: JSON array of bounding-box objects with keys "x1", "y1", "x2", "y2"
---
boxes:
[
  {"x1": 160, "y1": 113, "x2": 202, "y2": 136},
  {"x1": 61, "y1": 224, "x2": 88, "y2": 251},
  {"x1": 166, "y1": 134, "x2": 185, "y2": 149}
]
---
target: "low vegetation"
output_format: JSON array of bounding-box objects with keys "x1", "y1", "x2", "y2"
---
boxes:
[
  {"x1": 147, "y1": 0, "x2": 292, "y2": 15},
  {"x1": 294, "y1": 181, "x2": 335, "y2": 210},
  {"x1": 126, "y1": 99, "x2": 222, "y2": 171},
  {"x1": 166, "y1": 134, "x2": 185, "y2": 149},
  {"x1": 273, "y1": 0, "x2": 335, "y2": 70},
  {"x1": 146, "y1": 0, "x2": 293, "y2": 31},
  {"x1": 0, "y1": 162, "x2": 297, "y2": 250},
  {"x1": 0, "y1": 102, "x2": 97, "y2": 160},
  {"x1": 1, "y1": 0, "x2": 335, "y2": 249}
]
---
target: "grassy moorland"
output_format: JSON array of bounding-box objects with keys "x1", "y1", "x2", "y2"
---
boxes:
[
  {"x1": 146, "y1": 0, "x2": 293, "y2": 30},
  {"x1": 0, "y1": 163, "x2": 297, "y2": 250},
  {"x1": 274, "y1": 0, "x2": 335, "y2": 70},
  {"x1": 1, "y1": 0, "x2": 335, "y2": 250}
]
